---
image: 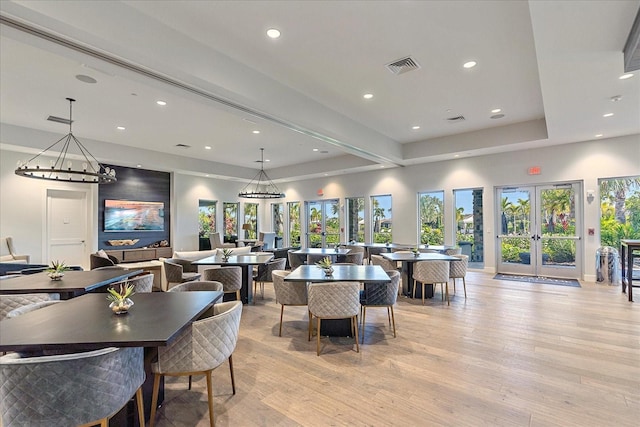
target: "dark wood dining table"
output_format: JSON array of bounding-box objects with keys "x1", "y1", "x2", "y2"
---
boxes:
[
  {"x1": 0, "y1": 291, "x2": 223, "y2": 423},
  {"x1": 621, "y1": 239, "x2": 640, "y2": 302},
  {"x1": 193, "y1": 253, "x2": 274, "y2": 303},
  {"x1": 0, "y1": 269, "x2": 143, "y2": 299},
  {"x1": 381, "y1": 252, "x2": 459, "y2": 298}
]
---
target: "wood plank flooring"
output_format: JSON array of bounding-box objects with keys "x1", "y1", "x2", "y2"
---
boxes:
[{"x1": 153, "y1": 272, "x2": 639, "y2": 426}]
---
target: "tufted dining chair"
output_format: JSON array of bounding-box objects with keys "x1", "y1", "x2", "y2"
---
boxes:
[
  {"x1": 272, "y1": 270, "x2": 308, "y2": 337},
  {"x1": 287, "y1": 250, "x2": 305, "y2": 270},
  {"x1": 203, "y1": 266, "x2": 242, "y2": 301},
  {"x1": 370, "y1": 254, "x2": 398, "y2": 273},
  {"x1": 343, "y1": 251, "x2": 364, "y2": 265},
  {"x1": 209, "y1": 232, "x2": 235, "y2": 249},
  {"x1": 150, "y1": 300, "x2": 242, "y2": 427},
  {"x1": 163, "y1": 259, "x2": 201, "y2": 290},
  {"x1": 6, "y1": 300, "x2": 64, "y2": 319},
  {"x1": 444, "y1": 247, "x2": 462, "y2": 256},
  {"x1": 0, "y1": 293, "x2": 60, "y2": 320},
  {"x1": 449, "y1": 254, "x2": 469, "y2": 298},
  {"x1": 168, "y1": 280, "x2": 224, "y2": 293},
  {"x1": 0, "y1": 347, "x2": 145, "y2": 427},
  {"x1": 253, "y1": 257, "x2": 286, "y2": 300},
  {"x1": 360, "y1": 270, "x2": 400, "y2": 343},
  {"x1": 110, "y1": 273, "x2": 154, "y2": 294},
  {"x1": 413, "y1": 261, "x2": 450, "y2": 305},
  {"x1": 307, "y1": 282, "x2": 360, "y2": 356}
]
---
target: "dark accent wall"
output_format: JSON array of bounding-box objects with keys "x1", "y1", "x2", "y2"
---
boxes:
[{"x1": 98, "y1": 164, "x2": 170, "y2": 250}]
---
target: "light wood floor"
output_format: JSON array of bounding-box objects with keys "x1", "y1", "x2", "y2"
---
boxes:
[{"x1": 153, "y1": 271, "x2": 639, "y2": 426}]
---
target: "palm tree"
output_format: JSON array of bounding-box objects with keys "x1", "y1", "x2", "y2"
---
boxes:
[
  {"x1": 600, "y1": 177, "x2": 640, "y2": 224},
  {"x1": 517, "y1": 198, "x2": 530, "y2": 233},
  {"x1": 500, "y1": 197, "x2": 513, "y2": 234},
  {"x1": 372, "y1": 198, "x2": 386, "y2": 233},
  {"x1": 541, "y1": 190, "x2": 571, "y2": 233}
]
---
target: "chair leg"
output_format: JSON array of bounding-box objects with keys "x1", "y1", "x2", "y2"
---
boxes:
[
  {"x1": 205, "y1": 370, "x2": 215, "y2": 427},
  {"x1": 361, "y1": 306, "x2": 367, "y2": 343},
  {"x1": 150, "y1": 374, "x2": 161, "y2": 427},
  {"x1": 422, "y1": 283, "x2": 425, "y2": 305},
  {"x1": 412, "y1": 279, "x2": 417, "y2": 299},
  {"x1": 188, "y1": 375, "x2": 192, "y2": 390},
  {"x1": 440, "y1": 283, "x2": 445, "y2": 301},
  {"x1": 235, "y1": 290, "x2": 241, "y2": 301},
  {"x1": 279, "y1": 304, "x2": 285, "y2": 337},
  {"x1": 353, "y1": 316, "x2": 360, "y2": 353},
  {"x1": 308, "y1": 310, "x2": 313, "y2": 341},
  {"x1": 316, "y1": 318, "x2": 322, "y2": 356},
  {"x1": 453, "y1": 277, "x2": 457, "y2": 293},
  {"x1": 387, "y1": 306, "x2": 391, "y2": 325},
  {"x1": 445, "y1": 282, "x2": 450, "y2": 306},
  {"x1": 136, "y1": 386, "x2": 145, "y2": 427},
  {"x1": 228, "y1": 354, "x2": 236, "y2": 395},
  {"x1": 390, "y1": 306, "x2": 396, "y2": 337},
  {"x1": 463, "y1": 277, "x2": 467, "y2": 298}
]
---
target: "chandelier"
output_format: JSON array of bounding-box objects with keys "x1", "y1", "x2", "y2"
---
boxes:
[
  {"x1": 238, "y1": 148, "x2": 285, "y2": 199},
  {"x1": 15, "y1": 98, "x2": 117, "y2": 184}
]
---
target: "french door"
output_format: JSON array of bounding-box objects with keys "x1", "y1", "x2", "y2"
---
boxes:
[
  {"x1": 305, "y1": 199, "x2": 340, "y2": 248},
  {"x1": 496, "y1": 182, "x2": 582, "y2": 279}
]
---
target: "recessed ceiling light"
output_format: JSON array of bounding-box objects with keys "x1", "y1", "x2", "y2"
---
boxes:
[
  {"x1": 603, "y1": 113, "x2": 614, "y2": 117},
  {"x1": 136, "y1": 164, "x2": 142, "y2": 168},
  {"x1": 619, "y1": 73, "x2": 634, "y2": 80},
  {"x1": 594, "y1": 134, "x2": 603, "y2": 138},
  {"x1": 205, "y1": 174, "x2": 210, "y2": 177},
  {"x1": 266, "y1": 28, "x2": 281, "y2": 39},
  {"x1": 156, "y1": 100, "x2": 167, "y2": 106},
  {"x1": 380, "y1": 165, "x2": 385, "y2": 168},
  {"x1": 412, "y1": 126, "x2": 421, "y2": 130},
  {"x1": 454, "y1": 154, "x2": 460, "y2": 158},
  {"x1": 252, "y1": 130, "x2": 260, "y2": 134},
  {"x1": 363, "y1": 93, "x2": 374, "y2": 99},
  {"x1": 205, "y1": 146, "x2": 212, "y2": 150},
  {"x1": 116, "y1": 126, "x2": 125, "y2": 130},
  {"x1": 75, "y1": 74, "x2": 97, "y2": 84},
  {"x1": 264, "y1": 159, "x2": 271, "y2": 162},
  {"x1": 463, "y1": 61, "x2": 477, "y2": 69},
  {"x1": 491, "y1": 108, "x2": 501, "y2": 113},
  {"x1": 313, "y1": 148, "x2": 319, "y2": 152}
]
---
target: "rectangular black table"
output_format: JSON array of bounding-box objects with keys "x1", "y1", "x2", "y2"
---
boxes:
[
  {"x1": 381, "y1": 252, "x2": 458, "y2": 298},
  {"x1": 285, "y1": 265, "x2": 390, "y2": 336},
  {"x1": 0, "y1": 269, "x2": 143, "y2": 299},
  {"x1": 621, "y1": 239, "x2": 640, "y2": 302},
  {"x1": 193, "y1": 253, "x2": 274, "y2": 303}
]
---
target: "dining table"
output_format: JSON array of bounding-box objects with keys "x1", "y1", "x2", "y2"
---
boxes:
[
  {"x1": 285, "y1": 264, "x2": 390, "y2": 336},
  {"x1": 0, "y1": 290, "x2": 223, "y2": 423},
  {"x1": 193, "y1": 253, "x2": 274, "y2": 303},
  {"x1": 620, "y1": 239, "x2": 640, "y2": 302},
  {"x1": 0, "y1": 269, "x2": 143, "y2": 299},
  {"x1": 381, "y1": 252, "x2": 459, "y2": 298},
  {"x1": 341, "y1": 242, "x2": 456, "y2": 262}
]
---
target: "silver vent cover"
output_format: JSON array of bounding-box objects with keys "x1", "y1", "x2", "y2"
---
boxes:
[
  {"x1": 385, "y1": 56, "x2": 421, "y2": 75},
  {"x1": 445, "y1": 115, "x2": 466, "y2": 122},
  {"x1": 47, "y1": 115, "x2": 72, "y2": 125}
]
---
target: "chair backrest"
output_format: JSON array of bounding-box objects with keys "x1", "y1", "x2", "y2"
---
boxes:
[
  {"x1": 272, "y1": 270, "x2": 308, "y2": 305},
  {"x1": 202, "y1": 266, "x2": 242, "y2": 292},
  {"x1": 125, "y1": 273, "x2": 154, "y2": 293},
  {"x1": 165, "y1": 258, "x2": 197, "y2": 273},
  {"x1": 0, "y1": 293, "x2": 60, "y2": 320},
  {"x1": 413, "y1": 261, "x2": 449, "y2": 283},
  {"x1": 361, "y1": 270, "x2": 400, "y2": 306},
  {"x1": 288, "y1": 250, "x2": 304, "y2": 269},
  {"x1": 344, "y1": 251, "x2": 364, "y2": 265},
  {"x1": 306, "y1": 254, "x2": 326, "y2": 265},
  {"x1": 308, "y1": 282, "x2": 360, "y2": 318},
  {"x1": 449, "y1": 254, "x2": 469, "y2": 278},
  {"x1": 168, "y1": 280, "x2": 224, "y2": 292},
  {"x1": 444, "y1": 247, "x2": 462, "y2": 256},
  {"x1": 258, "y1": 232, "x2": 276, "y2": 249},
  {"x1": 163, "y1": 259, "x2": 184, "y2": 284},
  {"x1": 6, "y1": 300, "x2": 64, "y2": 318},
  {"x1": 209, "y1": 231, "x2": 223, "y2": 248},
  {"x1": 90, "y1": 253, "x2": 116, "y2": 270},
  {"x1": 154, "y1": 301, "x2": 242, "y2": 374},
  {"x1": 370, "y1": 254, "x2": 397, "y2": 271},
  {"x1": 256, "y1": 258, "x2": 287, "y2": 282},
  {"x1": 0, "y1": 347, "x2": 144, "y2": 426}
]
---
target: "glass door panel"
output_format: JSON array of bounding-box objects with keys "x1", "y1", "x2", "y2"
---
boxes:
[
  {"x1": 305, "y1": 199, "x2": 339, "y2": 248},
  {"x1": 497, "y1": 187, "x2": 534, "y2": 275}
]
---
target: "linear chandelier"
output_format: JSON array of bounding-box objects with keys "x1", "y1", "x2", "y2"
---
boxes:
[
  {"x1": 15, "y1": 98, "x2": 117, "y2": 184},
  {"x1": 238, "y1": 148, "x2": 285, "y2": 199}
]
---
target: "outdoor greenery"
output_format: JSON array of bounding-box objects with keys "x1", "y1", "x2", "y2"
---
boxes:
[
  {"x1": 198, "y1": 200, "x2": 216, "y2": 237},
  {"x1": 419, "y1": 192, "x2": 444, "y2": 245},
  {"x1": 223, "y1": 202, "x2": 238, "y2": 239},
  {"x1": 600, "y1": 176, "x2": 640, "y2": 248},
  {"x1": 288, "y1": 202, "x2": 301, "y2": 247},
  {"x1": 272, "y1": 203, "x2": 284, "y2": 239},
  {"x1": 346, "y1": 197, "x2": 365, "y2": 242},
  {"x1": 243, "y1": 203, "x2": 258, "y2": 239},
  {"x1": 372, "y1": 195, "x2": 392, "y2": 243}
]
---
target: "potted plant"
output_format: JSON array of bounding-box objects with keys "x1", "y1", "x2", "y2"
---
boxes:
[
  {"x1": 411, "y1": 247, "x2": 420, "y2": 256},
  {"x1": 46, "y1": 260, "x2": 69, "y2": 280},
  {"x1": 221, "y1": 248, "x2": 234, "y2": 262},
  {"x1": 107, "y1": 282, "x2": 135, "y2": 314},
  {"x1": 315, "y1": 256, "x2": 334, "y2": 276}
]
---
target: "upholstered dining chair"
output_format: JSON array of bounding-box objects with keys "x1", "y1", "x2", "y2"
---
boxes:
[
  {"x1": 150, "y1": 300, "x2": 242, "y2": 427},
  {"x1": 412, "y1": 261, "x2": 450, "y2": 305},
  {"x1": 90, "y1": 252, "x2": 119, "y2": 269},
  {"x1": 307, "y1": 282, "x2": 360, "y2": 356},
  {"x1": 306, "y1": 254, "x2": 326, "y2": 266},
  {"x1": 0, "y1": 347, "x2": 145, "y2": 427},
  {"x1": 209, "y1": 231, "x2": 235, "y2": 249},
  {"x1": 449, "y1": 254, "x2": 469, "y2": 298},
  {"x1": 0, "y1": 293, "x2": 60, "y2": 320},
  {"x1": 444, "y1": 247, "x2": 462, "y2": 256},
  {"x1": 360, "y1": 270, "x2": 400, "y2": 343},
  {"x1": 167, "y1": 280, "x2": 224, "y2": 293},
  {"x1": 272, "y1": 270, "x2": 308, "y2": 337},
  {"x1": 163, "y1": 259, "x2": 201, "y2": 290},
  {"x1": 203, "y1": 266, "x2": 242, "y2": 301},
  {"x1": 370, "y1": 254, "x2": 398, "y2": 272},
  {"x1": 110, "y1": 273, "x2": 154, "y2": 294},
  {"x1": 287, "y1": 250, "x2": 305, "y2": 270},
  {"x1": 253, "y1": 257, "x2": 286, "y2": 299},
  {"x1": 6, "y1": 299, "x2": 64, "y2": 318},
  {"x1": 343, "y1": 251, "x2": 364, "y2": 265}
]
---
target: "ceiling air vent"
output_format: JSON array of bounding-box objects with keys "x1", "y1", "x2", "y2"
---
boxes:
[
  {"x1": 445, "y1": 115, "x2": 466, "y2": 122},
  {"x1": 175, "y1": 143, "x2": 191, "y2": 148},
  {"x1": 385, "y1": 56, "x2": 421, "y2": 75},
  {"x1": 47, "y1": 115, "x2": 72, "y2": 125}
]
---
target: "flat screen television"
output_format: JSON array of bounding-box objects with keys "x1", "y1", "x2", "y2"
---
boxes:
[{"x1": 104, "y1": 200, "x2": 164, "y2": 232}]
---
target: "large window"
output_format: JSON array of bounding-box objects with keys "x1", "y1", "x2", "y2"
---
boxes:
[
  {"x1": 345, "y1": 197, "x2": 364, "y2": 243},
  {"x1": 198, "y1": 200, "x2": 216, "y2": 238},
  {"x1": 454, "y1": 188, "x2": 484, "y2": 266},
  {"x1": 243, "y1": 203, "x2": 258, "y2": 239},
  {"x1": 419, "y1": 191, "x2": 444, "y2": 245},
  {"x1": 223, "y1": 202, "x2": 239, "y2": 242},
  {"x1": 599, "y1": 176, "x2": 640, "y2": 248},
  {"x1": 288, "y1": 201, "x2": 301, "y2": 247},
  {"x1": 272, "y1": 203, "x2": 284, "y2": 246},
  {"x1": 371, "y1": 195, "x2": 392, "y2": 243}
]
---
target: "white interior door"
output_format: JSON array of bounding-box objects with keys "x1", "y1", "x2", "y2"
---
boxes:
[{"x1": 47, "y1": 189, "x2": 89, "y2": 269}]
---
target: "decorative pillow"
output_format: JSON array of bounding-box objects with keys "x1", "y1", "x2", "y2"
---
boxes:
[{"x1": 96, "y1": 249, "x2": 109, "y2": 259}]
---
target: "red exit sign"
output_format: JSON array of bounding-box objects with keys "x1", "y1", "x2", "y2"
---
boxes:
[{"x1": 528, "y1": 166, "x2": 541, "y2": 175}]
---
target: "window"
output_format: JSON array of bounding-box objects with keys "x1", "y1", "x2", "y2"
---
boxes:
[
  {"x1": 198, "y1": 200, "x2": 216, "y2": 238},
  {"x1": 223, "y1": 202, "x2": 239, "y2": 242},
  {"x1": 272, "y1": 203, "x2": 284, "y2": 245},
  {"x1": 288, "y1": 201, "x2": 301, "y2": 247},
  {"x1": 345, "y1": 197, "x2": 364, "y2": 242},
  {"x1": 599, "y1": 176, "x2": 640, "y2": 248},
  {"x1": 454, "y1": 188, "x2": 484, "y2": 266},
  {"x1": 243, "y1": 203, "x2": 258, "y2": 239},
  {"x1": 371, "y1": 195, "x2": 392, "y2": 243},
  {"x1": 418, "y1": 191, "x2": 444, "y2": 245}
]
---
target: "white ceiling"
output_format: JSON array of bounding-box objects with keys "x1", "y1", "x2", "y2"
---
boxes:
[{"x1": 1, "y1": 0, "x2": 638, "y2": 182}]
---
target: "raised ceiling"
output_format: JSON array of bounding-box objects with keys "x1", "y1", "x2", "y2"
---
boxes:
[{"x1": 1, "y1": 1, "x2": 638, "y2": 182}]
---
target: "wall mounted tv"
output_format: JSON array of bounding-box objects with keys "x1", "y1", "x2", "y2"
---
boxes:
[{"x1": 104, "y1": 200, "x2": 165, "y2": 232}]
